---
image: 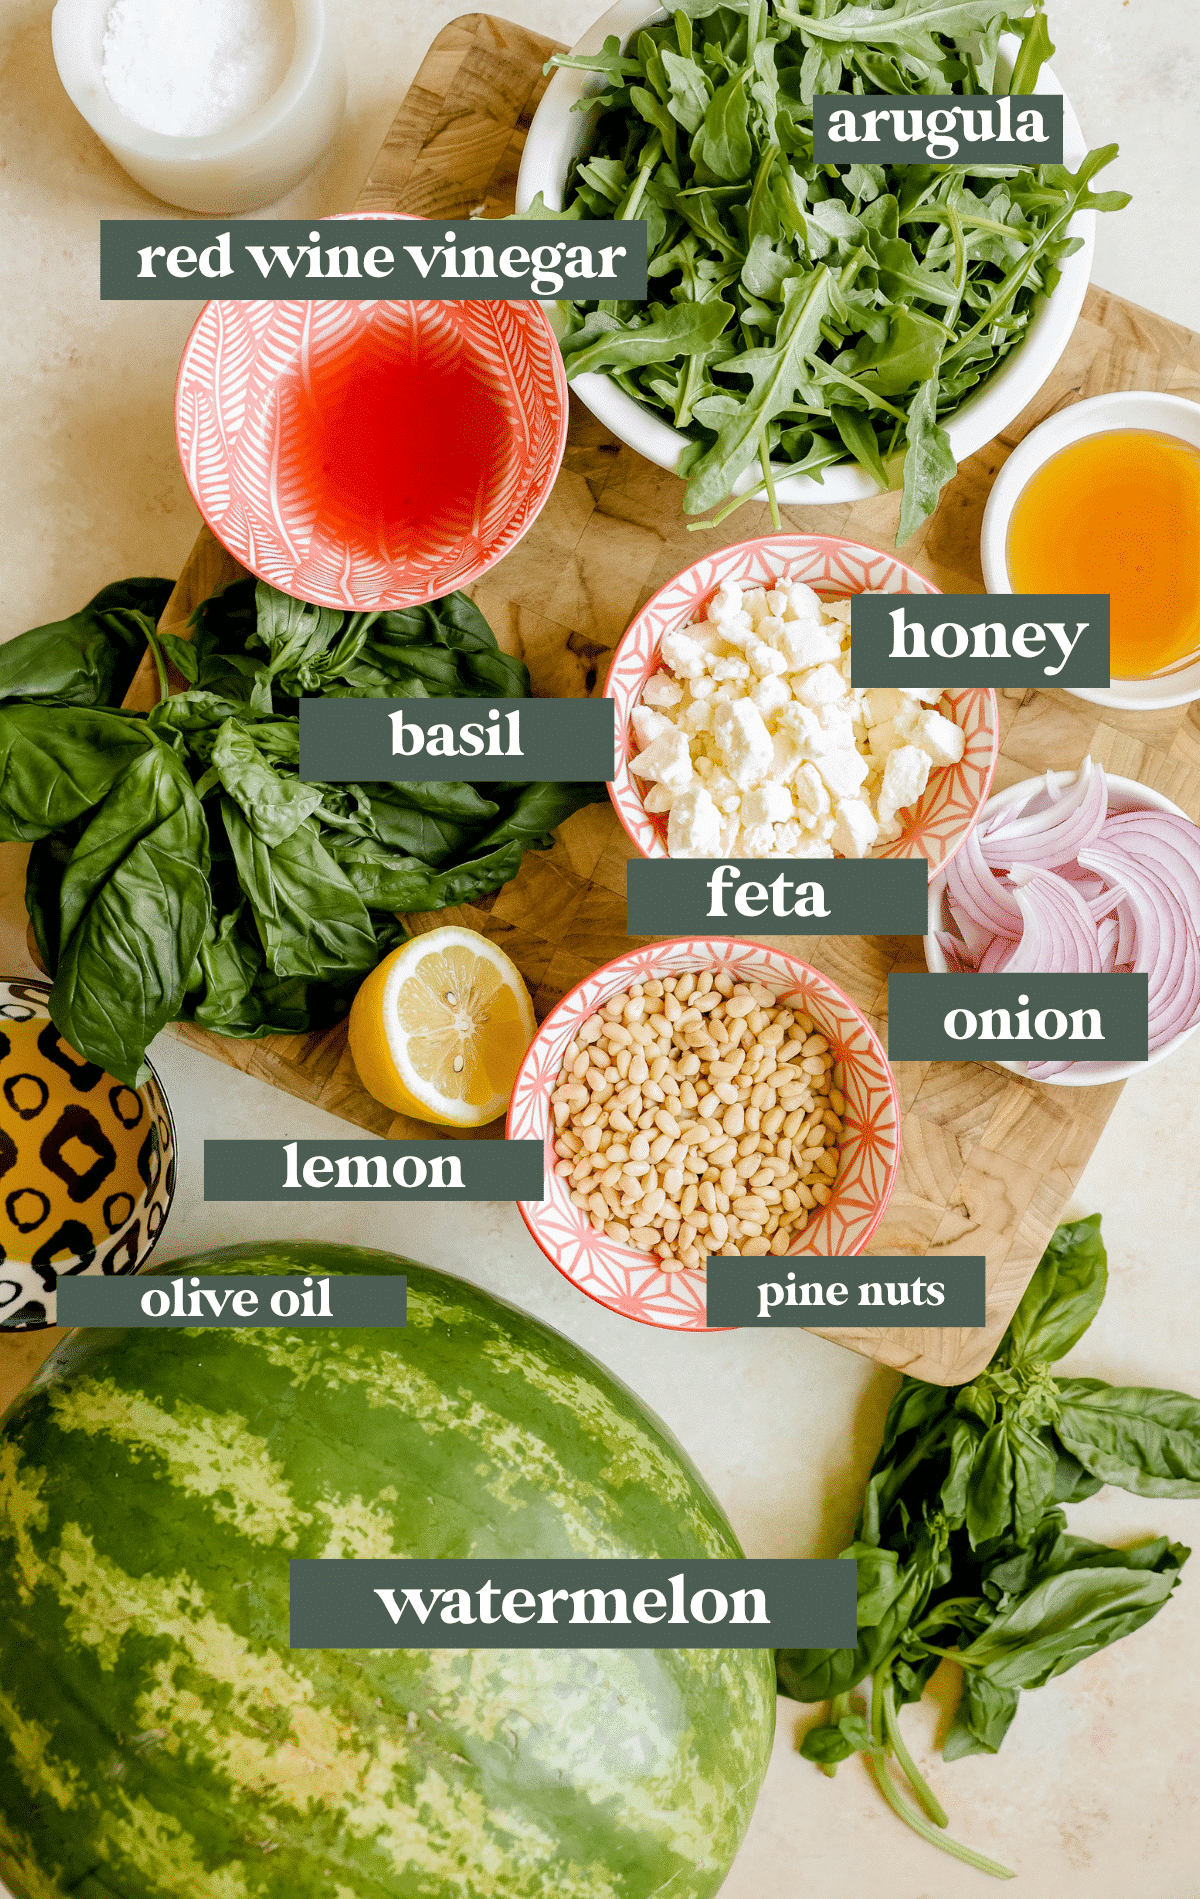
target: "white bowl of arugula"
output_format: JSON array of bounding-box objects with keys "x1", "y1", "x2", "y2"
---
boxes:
[{"x1": 517, "y1": 0, "x2": 1125, "y2": 545}]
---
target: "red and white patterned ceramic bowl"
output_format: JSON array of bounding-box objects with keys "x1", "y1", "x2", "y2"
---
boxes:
[
  {"x1": 507, "y1": 937, "x2": 901, "y2": 1331},
  {"x1": 606, "y1": 534, "x2": 998, "y2": 881},
  {"x1": 174, "y1": 213, "x2": 568, "y2": 611}
]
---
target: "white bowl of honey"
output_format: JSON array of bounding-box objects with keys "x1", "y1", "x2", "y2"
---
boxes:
[{"x1": 981, "y1": 391, "x2": 1200, "y2": 709}]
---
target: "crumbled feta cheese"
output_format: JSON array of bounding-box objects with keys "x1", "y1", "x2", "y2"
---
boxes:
[
  {"x1": 680, "y1": 698, "x2": 715, "y2": 736},
  {"x1": 832, "y1": 798, "x2": 880, "y2": 859},
  {"x1": 792, "y1": 763, "x2": 832, "y2": 822},
  {"x1": 878, "y1": 744, "x2": 932, "y2": 823},
  {"x1": 711, "y1": 655, "x2": 752, "y2": 682},
  {"x1": 776, "y1": 620, "x2": 842, "y2": 672},
  {"x1": 815, "y1": 746, "x2": 870, "y2": 802},
  {"x1": 793, "y1": 662, "x2": 847, "y2": 709},
  {"x1": 752, "y1": 675, "x2": 791, "y2": 720},
  {"x1": 667, "y1": 785, "x2": 724, "y2": 857},
  {"x1": 910, "y1": 707, "x2": 966, "y2": 767},
  {"x1": 659, "y1": 628, "x2": 711, "y2": 680},
  {"x1": 630, "y1": 726, "x2": 693, "y2": 791},
  {"x1": 783, "y1": 580, "x2": 823, "y2": 622},
  {"x1": 742, "y1": 782, "x2": 794, "y2": 828},
  {"x1": 641, "y1": 670, "x2": 684, "y2": 709},
  {"x1": 713, "y1": 699, "x2": 774, "y2": 790},
  {"x1": 631, "y1": 705, "x2": 671, "y2": 747},
  {"x1": 634, "y1": 587, "x2": 965, "y2": 858},
  {"x1": 748, "y1": 640, "x2": 788, "y2": 678}
]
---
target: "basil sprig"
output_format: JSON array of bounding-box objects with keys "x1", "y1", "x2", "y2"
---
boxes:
[
  {"x1": 777, "y1": 1216, "x2": 1197, "y2": 1878},
  {"x1": 0, "y1": 579, "x2": 606, "y2": 1085}
]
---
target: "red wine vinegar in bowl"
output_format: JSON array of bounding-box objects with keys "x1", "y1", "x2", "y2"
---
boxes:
[{"x1": 176, "y1": 223, "x2": 568, "y2": 610}]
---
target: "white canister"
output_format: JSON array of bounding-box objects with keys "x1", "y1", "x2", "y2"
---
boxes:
[{"x1": 51, "y1": 0, "x2": 346, "y2": 214}]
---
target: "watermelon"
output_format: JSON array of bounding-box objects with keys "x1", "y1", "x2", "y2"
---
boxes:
[{"x1": 0, "y1": 1243, "x2": 775, "y2": 1899}]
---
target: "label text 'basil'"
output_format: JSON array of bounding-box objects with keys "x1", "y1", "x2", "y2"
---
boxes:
[
  {"x1": 299, "y1": 697, "x2": 615, "y2": 783},
  {"x1": 289, "y1": 1558, "x2": 854, "y2": 1649},
  {"x1": 55, "y1": 1273, "x2": 408, "y2": 1329},
  {"x1": 888, "y1": 973, "x2": 1149, "y2": 1062},
  {"x1": 850, "y1": 594, "x2": 1110, "y2": 687}
]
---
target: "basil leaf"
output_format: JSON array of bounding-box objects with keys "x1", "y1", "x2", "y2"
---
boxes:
[
  {"x1": 222, "y1": 799, "x2": 377, "y2": 984},
  {"x1": 51, "y1": 745, "x2": 212, "y2": 1087},
  {"x1": 0, "y1": 578, "x2": 173, "y2": 709},
  {"x1": 1054, "y1": 1380, "x2": 1200, "y2": 1498},
  {"x1": 800, "y1": 1712, "x2": 871, "y2": 1764},
  {"x1": 185, "y1": 902, "x2": 265, "y2": 1038},
  {"x1": 0, "y1": 706, "x2": 154, "y2": 842},
  {"x1": 955, "y1": 1560, "x2": 1186, "y2": 1691},
  {"x1": 1002, "y1": 1213, "x2": 1107, "y2": 1364},
  {"x1": 1009, "y1": 1420, "x2": 1057, "y2": 1545},
  {"x1": 939, "y1": 1417, "x2": 981, "y2": 1528},
  {"x1": 210, "y1": 720, "x2": 324, "y2": 847},
  {"x1": 965, "y1": 1421, "x2": 1013, "y2": 1549},
  {"x1": 943, "y1": 1674, "x2": 1020, "y2": 1760}
]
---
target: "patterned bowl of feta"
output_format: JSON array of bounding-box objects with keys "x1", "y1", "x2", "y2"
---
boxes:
[{"x1": 606, "y1": 535, "x2": 999, "y2": 878}]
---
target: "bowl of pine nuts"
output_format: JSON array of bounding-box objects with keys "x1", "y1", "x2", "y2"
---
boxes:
[{"x1": 506, "y1": 937, "x2": 900, "y2": 1330}]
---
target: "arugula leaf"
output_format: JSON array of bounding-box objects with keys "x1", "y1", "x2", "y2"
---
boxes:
[
  {"x1": 561, "y1": 298, "x2": 735, "y2": 377},
  {"x1": 662, "y1": 47, "x2": 711, "y2": 133},
  {"x1": 683, "y1": 265, "x2": 834, "y2": 511},
  {"x1": 897, "y1": 375, "x2": 956, "y2": 543},
  {"x1": 693, "y1": 70, "x2": 753, "y2": 180}
]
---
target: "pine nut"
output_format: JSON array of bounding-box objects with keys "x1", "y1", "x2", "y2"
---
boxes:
[{"x1": 553, "y1": 972, "x2": 842, "y2": 1273}]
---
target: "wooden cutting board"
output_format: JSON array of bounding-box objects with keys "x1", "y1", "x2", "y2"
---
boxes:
[{"x1": 123, "y1": 13, "x2": 1200, "y2": 1383}]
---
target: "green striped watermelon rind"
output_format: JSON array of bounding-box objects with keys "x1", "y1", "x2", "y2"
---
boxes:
[{"x1": 0, "y1": 1241, "x2": 776, "y2": 1899}]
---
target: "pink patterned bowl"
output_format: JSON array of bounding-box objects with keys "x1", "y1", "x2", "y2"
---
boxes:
[
  {"x1": 606, "y1": 534, "x2": 999, "y2": 881},
  {"x1": 506, "y1": 937, "x2": 901, "y2": 1331},
  {"x1": 174, "y1": 214, "x2": 568, "y2": 611}
]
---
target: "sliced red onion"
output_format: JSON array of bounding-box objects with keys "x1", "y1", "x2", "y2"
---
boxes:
[
  {"x1": 1079, "y1": 843, "x2": 1200, "y2": 1049},
  {"x1": 946, "y1": 825, "x2": 1023, "y2": 935},
  {"x1": 1005, "y1": 866, "x2": 1102, "y2": 975},
  {"x1": 978, "y1": 756, "x2": 1107, "y2": 871},
  {"x1": 1098, "y1": 916, "x2": 1120, "y2": 969},
  {"x1": 931, "y1": 761, "x2": 1200, "y2": 1079},
  {"x1": 979, "y1": 934, "x2": 1016, "y2": 972},
  {"x1": 935, "y1": 930, "x2": 976, "y2": 971},
  {"x1": 1101, "y1": 811, "x2": 1200, "y2": 921}
]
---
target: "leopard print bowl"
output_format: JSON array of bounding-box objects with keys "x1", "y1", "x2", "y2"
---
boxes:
[{"x1": 0, "y1": 980, "x2": 176, "y2": 1329}]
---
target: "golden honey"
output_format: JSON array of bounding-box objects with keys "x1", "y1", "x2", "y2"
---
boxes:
[{"x1": 1007, "y1": 429, "x2": 1200, "y2": 680}]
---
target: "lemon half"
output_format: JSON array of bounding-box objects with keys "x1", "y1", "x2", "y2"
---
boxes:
[{"x1": 348, "y1": 927, "x2": 537, "y2": 1127}]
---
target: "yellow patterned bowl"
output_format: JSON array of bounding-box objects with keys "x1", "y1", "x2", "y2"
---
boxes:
[{"x1": 0, "y1": 979, "x2": 176, "y2": 1329}]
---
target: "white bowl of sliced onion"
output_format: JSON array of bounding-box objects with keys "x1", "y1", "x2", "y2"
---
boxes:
[{"x1": 925, "y1": 760, "x2": 1200, "y2": 1086}]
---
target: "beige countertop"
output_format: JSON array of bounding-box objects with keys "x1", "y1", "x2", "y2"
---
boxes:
[{"x1": 3, "y1": 0, "x2": 1200, "y2": 1891}]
